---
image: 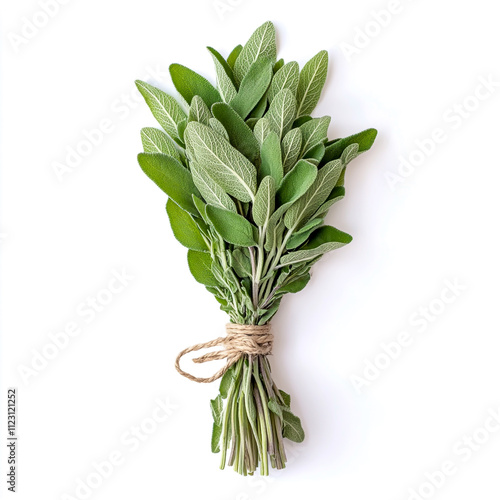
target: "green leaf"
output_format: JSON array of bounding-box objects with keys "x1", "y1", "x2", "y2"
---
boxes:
[
  {"x1": 207, "y1": 46, "x2": 237, "y2": 103},
  {"x1": 211, "y1": 423, "x2": 222, "y2": 453},
  {"x1": 279, "y1": 390, "x2": 291, "y2": 407},
  {"x1": 322, "y1": 128, "x2": 377, "y2": 163},
  {"x1": 234, "y1": 21, "x2": 277, "y2": 84},
  {"x1": 184, "y1": 122, "x2": 257, "y2": 202},
  {"x1": 257, "y1": 298, "x2": 281, "y2": 324},
  {"x1": 269, "y1": 61, "x2": 299, "y2": 103},
  {"x1": 188, "y1": 95, "x2": 211, "y2": 125},
  {"x1": 284, "y1": 159, "x2": 342, "y2": 229},
  {"x1": 211, "y1": 103, "x2": 260, "y2": 163},
  {"x1": 252, "y1": 176, "x2": 276, "y2": 227},
  {"x1": 232, "y1": 248, "x2": 252, "y2": 278},
  {"x1": 279, "y1": 273, "x2": 311, "y2": 293},
  {"x1": 282, "y1": 409, "x2": 305, "y2": 443},
  {"x1": 279, "y1": 226, "x2": 352, "y2": 267},
  {"x1": 135, "y1": 80, "x2": 186, "y2": 140},
  {"x1": 286, "y1": 219, "x2": 323, "y2": 249},
  {"x1": 296, "y1": 50, "x2": 328, "y2": 117},
  {"x1": 140, "y1": 127, "x2": 180, "y2": 160},
  {"x1": 313, "y1": 186, "x2": 345, "y2": 219},
  {"x1": 260, "y1": 132, "x2": 283, "y2": 185},
  {"x1": 253, "y1": 117, "x2": 272, "y2": 146},
  {"x1": 137, "y1": 153, "x2": 199, "y2": 214},
  {"x1": 169, "y1": 63, "x2": 221, "y2": 108},
  {"x1": 268, "y1": 398, "x2": 283, "y2": 419},
  {"x1": 190, "y1": 161, "x2": 237, "y2": 212},
  {"x1": 299, "y1": 116, "x2": 331, "y2": 156},
  {"x1": 227, "y1": 44, "x2": 243, "y2": 69},
  {"x1": 266, "y1": 88, "x2": 296, "y2": 139},
  {"x1": 166, "y1": 199, "x2": 207, "y2": 251},
  {"x1": 210, "y1": 394, "x2": 224, "y2": 425},
  {"x1": 192, "y1": 194, "x2": 208, "y2": 222},
  {"x1": 208, "y1": 117, "x2": 229, "y2": 141},
  {"x1": 281, "y1": 128, "x2": 302, "y2": 174},
  {"x1": 248, "y1": 93, "x2": 268, "y2": 119},
  {"x1": 273, "y1": 58, "x2": 284, "y2": 72},
  {"x1": 276, "y1": 159, "x2": 318, "y2": 206},
  {"x1": 206, "y1": 205, "x2": 257, "y2": 247},
  {"x1": 303, "y1": 142, "x2": 325, "y2": 164},
  {"x1": 341, "y1": 143, "x2": 359, "y2": 165},
  {"x1": 230, "y1": 56, "x2": 273, "y2": 119},
  {"x1": 187, "y1": 249, "x2": 220, "y2": 286}
]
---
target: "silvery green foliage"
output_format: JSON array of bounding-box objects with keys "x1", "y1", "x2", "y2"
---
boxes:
[
  {"x1": 135, "y1": 21, "x2": 377, "y2": 476},
  {"x1": 136, "y1": 21, "x2": 376, "y2": 326}
]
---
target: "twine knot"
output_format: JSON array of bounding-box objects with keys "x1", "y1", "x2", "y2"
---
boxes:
[{"x1": 175, "y1": 323, "x2": 273, "y2": 383}]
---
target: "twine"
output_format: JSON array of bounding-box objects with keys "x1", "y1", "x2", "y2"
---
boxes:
[{"x1": 175, "y1": 323, "x2": 273, "y2": 383}]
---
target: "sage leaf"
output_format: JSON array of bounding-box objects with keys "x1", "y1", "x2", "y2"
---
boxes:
[
  {"x1": 303, "y1": 142, "x2": 325, "y2": 164},
  {"x1": 268, "y1": 61, "x2": 299, "y2": 103},
  {"x1": 190, "y1": 161, "x2": 237, "y2": 212},
  {"x1": 187, "y1": 249, "x2": 220, "y2": 286},
  {"x1": 281, "y1": 128, "x2": 302, "y2": 174},
  {"x1": 323, "y1": 128, "x2": 377, "y2": 163},
  {"x1": 211, "y1": 103, "x2": 260, "y2": 163},
  {"x1": 211, "y1": 423, "x2": 222, "y2": 453},
  {"x1": 207, "y1": 46, "x2": 237, "y2": 102},
  {"x1": 234, "y1": 21, "x2": 277, "y2": 84},
  {"x1": 185, "y1": 122, "x2": 257, "y2": 202},
  {"x1": 166, "y1": 198, "x2": 207, "y2": 251},
  {"x1": 284, "y1": 159, "x2": 342, "y2": 229},
  {"x1": 169, "y1": 63, "x2": 221, "y2": 108},
  {"x1": 137, "y1": 153, "x2": 199, "y2": 214},
  {"x1": 188, "y1": 95, "x2": 211, "y2": 125},
  {"x1": 299, "y1": 116, "x2": 330, "y2": 156},
  {"x1": 253, "y1": 117, "x2": 272, "y2": 147},
  {"x1": 266, "y1": 88, "x2": 296, "y2": 139},
  {"x1": 268, "y1": 398, "x2": 283, "y2": 419},
  {"x1": 140, "y1": 127, "x2": 180, "y2": 160},
  {"x1": 227, "y1": 44, "x2": 242, "y2": 69},
  {"x1": 276, "y1": 159, "x2": 318, "y2": 206},
  {"x1": 135, "y1": 80, "x2": 186, "y2": 140},
  {"x1": 260, "y1": 132, "x2": 283, "y2": 185},
  {"x1": 282, "y1": 409, "x2": 305, "y2": 443},
  {"x1": 279, "y1": 226, "x2": 352, "y2": 267},
  {"x1": 230, "y1": 56, "x2": 273, "y2": 119},
  {"x1": 232, "y1": 248, "x2": 252, "y2": 278},
  {"x1": 279, "y1": 273, "x2": 311, "y2": 293},
  {"x1": 206, "y1": 205, "x2": 257, "y2": 247},
  {"x1": 279, "y1": 390, "x2": 291, "y2": 407},
  {"x1": 210, "y1": 394, "x2": 224, "y2": 425},
  {"x1": 208, "y1": 117, "x2": 230, "y2": 141},
  {"x1": 296, "y1": 50, "x2": 328, "y2": 117},
  {"x1": 252, "y1": 176, "x2": 276, "y2": 227}
]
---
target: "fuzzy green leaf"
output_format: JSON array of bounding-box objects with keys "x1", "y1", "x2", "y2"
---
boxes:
[
  {"x1": 137, "y1": 153, "x2": 199, "y2": 214},
  {"x1": 188, "y1": 95, "x2": 211, "y2": 125},
  {"x1": 187, "y1": 249, "x2": 220, "y2": 286},
  {"x1": 211, "y1": 423, "x2": 222, "y2": 453},
  {"x1": 276, "y1": 159, "x2": 318, "y2": 206},
  {"x1": 269, "y1": 61, "x2": 299, "y2": 103},
  {"x1": 169, "y1": 63, "x2": 221, "y2": 108},
  {"x1": 185, "y1": 122, "x2": 257, "y2": 202},
  {"x1": 211, "y1": 103, "x2": 260, "y2": 163},
  {"x1": 266, "y1": 88, "x2": 296, "y2": 139},
  {"x1": 210, "y1": 394, "x2": 224, "y2": 426},
  {"x1": 166, "y1": 199, "x2": 207, "y2": 251},
  {"x1": 282, "y1": 409, "x2": 305, "y2": 443},
  {"x1": 206, "y1": 205, "x2": 257, "y2": 247},
  {"x1": 260, "y1": 132, "x2": 283, "y2": 184},
  {"x1": 284, "y1": 159, "x2": 342, "y2": 229},
  {"x1": 299, "y1": 116, "x2": 331, "y2": 156},
  {"x1": 281, "y1": 128, "x2": 302, "y2": 174},
  {"x1": 253, "y1": 117, "x2": 272, "y2": 147},
  {"x1": 140, "y1": 127, "x2": 180, "y2": 160},
  {"x1": 230, "y1": 56, "x2": 273, "y2": 119},
  {"x1": 234, "y1": 21, "x2": 277, "y2": 84},
  {"x1": 190, "y1": 161, "x2": 237, "y2": 212},
  {"x1": 252, "y1": 176, "x2": 276, "y2": 227},
  {"x1": 279, "y1": 273, "x2": 311, "y2": 293},
  {"x1": 135, "y1": 80, "x2": 186, "y2": 140},
  {"x1": 207, "y1": 46, "x2": 237, "y2": 103},
  {"x1": 296, "y1": 50, "x2": 328, "y2": 117},
  {"x1": 227, "y1": 44, "x2": 243, "y2": 69},
  {"x1": 323, "y1": 128, "x2": 377, "y2": 163}
]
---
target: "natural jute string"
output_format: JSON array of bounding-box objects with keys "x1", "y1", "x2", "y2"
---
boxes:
[{"x1": 175, "y1": 323, "x2": 273, "y2": 383}]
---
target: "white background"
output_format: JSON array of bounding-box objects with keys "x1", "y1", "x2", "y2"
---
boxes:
[{"x1": 1, "y1": 0, "x2": 500, "y2": 499}]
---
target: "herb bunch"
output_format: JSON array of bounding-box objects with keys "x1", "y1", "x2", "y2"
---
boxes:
[{"x1": 136, "y1": 21, "x2": 376, "y2": 475}]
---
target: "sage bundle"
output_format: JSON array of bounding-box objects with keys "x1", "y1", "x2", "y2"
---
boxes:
[{"x1": 135, "y1": 21, "x2": 376, "y2": 475}]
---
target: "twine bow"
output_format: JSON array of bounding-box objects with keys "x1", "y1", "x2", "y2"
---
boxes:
[{"x1": 175, "y1": 323, "x2": 273, "y2": 383}]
